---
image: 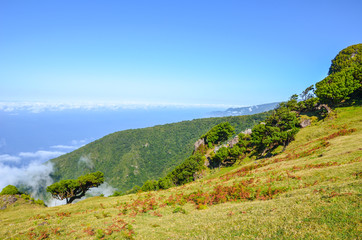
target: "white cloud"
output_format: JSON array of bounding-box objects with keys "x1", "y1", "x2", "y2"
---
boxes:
[
  {"x1": 0, "y1": 154, "x2": 21, "y2": 163},
  {"x1": 87, "y1": 182, "x2": 116, "y2": 197},
  {"x1": 50, "y1": 145, "x2": 77, "y2": 150},
  {"x1": 78, "y1": 154, "x2": 94, "y2": 169},
  {"x1": 71, "y1": 139, "x2": 88, "y2": 146},
  {"x1": 19, "y1": 150, "x2": 65, "y2": 160},
  {"x1": 0, "y1": 161, "x2": 54, "y2": 199},
  {"x1": 0, "y1": 101, "x2": 240, "y2": 113}
]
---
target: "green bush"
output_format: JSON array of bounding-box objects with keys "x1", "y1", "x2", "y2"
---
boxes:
[
  {"x1": 33, "y1": 199, "x2": 46, "y2": 206},
  {"x1": 141, "y1": 180, "x2": 159, "y2": 192},
  {"x1": 110, "y1": 190, "x2": 123, "y2": 197},
  {"x1": 210, "y1": 147, "x2": 229, "y2": 167},
  {"x1": 315, "y1": 44, "x2": 362, "y2": 106},
  {"x1": 315, "y1": 66, "x2": 361, "y2": 105},
  {"x1": 202, "y1": 122, "x2": 235, "y2": 145},
  {"x1": 173, "y1": 206, "x2": 186, "y2": 214},
  {"x1": 0, "y1": 185, "x2": 20, "y2": 195},
  {"x1": 21, "y1": 193, "x2": 30, "y2": 200}
]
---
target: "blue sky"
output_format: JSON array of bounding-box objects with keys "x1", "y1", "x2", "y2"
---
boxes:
[{"x1": 1, "y1": 0, "x2": 361, "y2": 107}]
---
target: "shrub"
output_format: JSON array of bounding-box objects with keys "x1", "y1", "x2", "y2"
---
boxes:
[
  {"x1": 202, "y1": 122, "x2": 235, "y2": 145},
  {"x1": 173, "y1": 206, "x2": 186, "y2": 214},
  {"x1": 315, "y1": 66, "x2": 361, "y2": 105},
  {"x1": 0, "y1": 185, "x2": 20, "y2": 195},
  {"x1": 21, "y1": 193, "x2": 30, "y2": 200}
]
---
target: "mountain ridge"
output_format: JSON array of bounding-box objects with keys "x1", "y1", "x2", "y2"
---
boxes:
[
  {"x1": 50, "y1": 112, "x2": 271, "y2": 192},
  {"x1": 210, "y1": 102, "x2": 280, "y2": 117}
]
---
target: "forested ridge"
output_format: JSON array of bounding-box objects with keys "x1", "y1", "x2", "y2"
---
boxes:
[{"x1": 50, "y1": 112, "x2": 270, "y2": 191}]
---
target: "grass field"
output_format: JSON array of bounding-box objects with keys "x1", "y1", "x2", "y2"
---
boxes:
[{"x1": 0, "y1": 105, "x2": 361, "y2": 239}]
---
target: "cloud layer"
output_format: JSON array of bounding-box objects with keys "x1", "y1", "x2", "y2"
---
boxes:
[
  {"x1": 19, "y1": 150, "x2": 66, "y2": 161},
  {"x1": 0, "y1": 101, "x2": 237, "y2": 113},
  {"x1": 0, "y1": 161, "x2": 54, "y2": 198}
]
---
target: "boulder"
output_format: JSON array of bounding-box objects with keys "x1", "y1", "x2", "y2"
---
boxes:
[
  {"x1": 242, "y1": 129, "x2": 252, "y2": 135},
  {"x1": 300, "y1": 118, "x2": 311, "y2": 128}
]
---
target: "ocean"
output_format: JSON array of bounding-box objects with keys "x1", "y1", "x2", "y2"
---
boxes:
[{"x1": 0, "y1": 106, "x2": 220, "y2": 166}]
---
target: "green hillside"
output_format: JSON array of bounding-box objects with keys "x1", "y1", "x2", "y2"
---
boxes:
[
  {"x1": 1, "y1": 104, "x2": 361, "y2": 239},
  {"x1": 50, "y1": 112, "x2": 270, "y2": 191},
  {"x1": 1, "y1": 43, "x2": 362, "y2": 239}
]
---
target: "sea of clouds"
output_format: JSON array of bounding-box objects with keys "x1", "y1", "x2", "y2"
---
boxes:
[
  {"x1": 0, "y1": 138, "x2": 91, "y2": 206},
  {"x1": 0, "y1": 148, "x2": 116, "y2": 206},
  {"x1": 0, "y1": 101, "x2": 238, "y2": 113}
]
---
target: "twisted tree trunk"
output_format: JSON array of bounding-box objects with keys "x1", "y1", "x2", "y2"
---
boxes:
[{"x1": 317, "y1": 104, "x2": 332, "y2": 114}]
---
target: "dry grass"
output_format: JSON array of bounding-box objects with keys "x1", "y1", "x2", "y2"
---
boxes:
[{"x1": 0, "y1": 105, "x2": 361, "y2": 239}]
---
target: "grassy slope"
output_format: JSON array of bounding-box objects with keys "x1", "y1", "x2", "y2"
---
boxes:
[
  {"x1": 1, "y1": 105, "x2": 361, "y2": 239},
  {"x1": 50, "y1": 112, "x2": 269, "y2": 191}
]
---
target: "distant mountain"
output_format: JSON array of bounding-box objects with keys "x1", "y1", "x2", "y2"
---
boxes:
[
  {"x1": 49, "y1": 112, "x2": 270, "y2": 192},
  {"x1": 210, "y1": 102, "x2": 280, "y2": 117}
]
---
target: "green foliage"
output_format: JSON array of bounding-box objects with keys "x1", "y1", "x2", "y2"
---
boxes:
[
  {"x1": 50, "y1": 112, "x2": 269, "y2": 192},
  {"x1": 110, "y1": 190, "x2": 123, "y2": 197},
  {"x1": 251, "y1": 105, "x2": 300, "y2": 156},
  {"x1": 297, "y1": 97, "x2": 319, "y2": 113},
  {"x1": 328, "y1": 43, "x2": 362, "y2": 75},
  {"x1": 141, "y1": 180, "x2": 159, "y2": 192},
  {"x1": 33, "y1": 199, "x2": 46, "y2": 206},
  {"x1": 237, "y1": 133, "x2": 251, "y2": 149},
  {"x1": 210, "y1": 144, "x2": 245, "y2": 168},
  {"x1": 315, "y1": 66, "x2": 361, "y2": 105},
  {"x1": 300, "y1": 85, "x2": 315, "y2": 101},
  {"x1": 19, "y1": 193, "x2": 46, "y2": 206},
  {"x1": 173, "y1": 206, "x2": 186, "y2": 214},
  {"x1": 158, "y1": 177, "x2": 174, "y2": 189},
  {"x1": 165, "y1": 153, "x2": 206, "y2": 186},
  {"x1": 315, "y1": 44, "x2": 362, "y2": 106},
  {"x1": 21, "y1": 193, "x2": 30, "y2": 200},
  {"x1": 211, "y1": 147, "x2": 229, "y2": 167},
  {"x1": 0, "y1": 185, "x2": 20, "y2": 195},
  {"x1": 46, "y1": 171, "x2": 104, "y2": 204},
  {"x1": 202, "y1": 122, "x2": 235, "y2": 145},
  {"x1": 228, "y1": 145, "x2": 244, "y2": 159}
]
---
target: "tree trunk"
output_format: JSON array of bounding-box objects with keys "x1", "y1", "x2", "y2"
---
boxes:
[
  {"x1": 317, "y1": 104, "x2": 332, "y2": 114},
  {"x1": 67, "y1": 191, "x2": 86, "y2": 204}
]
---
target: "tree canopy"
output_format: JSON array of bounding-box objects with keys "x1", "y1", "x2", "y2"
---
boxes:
[
  {"x1": 46, "y1": 171, "x2": 104, "y2": 204},
  {"x1": 315, "y1": 44, "x2": 362, "y2": 105},
  {"x1": 0, "y1": 185, "x2": 20, "y2": 195},
  {"x1": 202, "y1": 122, "x2": 235, "y2": 145},
  {"x1": 315, "y1": 66, "x2": 361, "y2": 105},
  {"x1": 251, "y1": 103, "x2": 300, "y2": 155},
  {"x1": 328, "y1": 44, "x2": 362, "y2": 75}
]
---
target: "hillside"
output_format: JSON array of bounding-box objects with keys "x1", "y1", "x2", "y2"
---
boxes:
[
  {"x1": 50, "y1": 112, "x2": 270, "y2": 191},
  {"x1": 1, "y1": 105, "x2": 360, "y2": 239},
  {"x1": 211, "y1": 102, "x2": 280, "y2": 117}
]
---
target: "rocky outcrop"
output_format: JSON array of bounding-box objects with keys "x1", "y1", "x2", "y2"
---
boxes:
[
  {"x1": 300, "y1": 119, "x2": 311, "y2": 128},
  {"x1": 0, "y1": 195, "x2": 18, "y2": 210},
  {"x1": 194, "y1": 138, "x2": 205, "y2": 152},
  {"x1": 242, "y1": 129, "x2": 252, "y2": 135},
  {"x1": 228, "y1": 135, "x2": 239, "y2": 148}
]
